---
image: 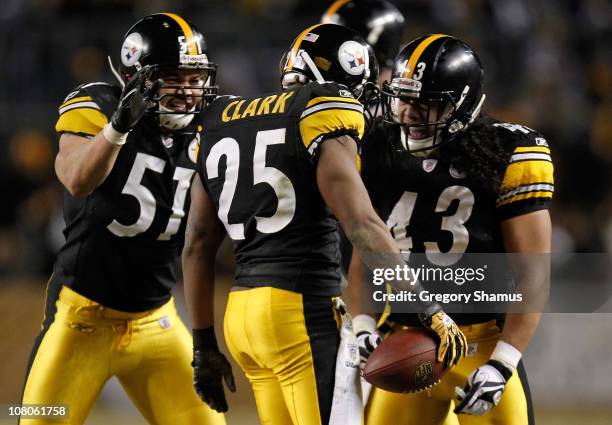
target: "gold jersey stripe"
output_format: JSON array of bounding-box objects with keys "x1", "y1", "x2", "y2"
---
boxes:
[
  {"x1": 163, "y1": 13, "x2": 198, "y2": 55},
  {"x1": 300, "y1": 108, "x2": 364, "y2": 151},
  {"x1": 497, "y1": 190, "x2": 553, "y2": 207},
  {"x1": 60, "y1": 96, "x2": 93, "y2": 109},
  {"x1": 324, "y1": 0, "x2": 352, "y2": 17},
  {"x1": 306, "y1": 96, "x2": 361, "y2": 108},
  {"x1": 55, "y1": 107, "x2": 108, "y2": 136},
  {"x1": 501, "y1": 160, "x2": 554, "y2": 193},
  {"x1": 405, "y1": 34, "x2": 449, "y2": 78},
  {"x1": 286, "y1": 24, "x2": 322, "y2": 71},
  {"x1": 514, "y1": 146, "x2": 550, "y2": 154}
]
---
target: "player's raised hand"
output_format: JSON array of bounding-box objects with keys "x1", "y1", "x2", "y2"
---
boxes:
[
  {"x1": 419, "y1": 309, "x2": 467, "y2": 368},
  {"x1": 111, "y1": 65, "x2": 162, "y2": 134}
]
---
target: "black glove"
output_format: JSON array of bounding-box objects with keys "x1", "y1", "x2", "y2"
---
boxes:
[
  {"x1": 111, "y1": 65, "x2": 161, "y2": 133},
  {"x1": 192, "y1": 327, "x2": 236, "y2": 413}
]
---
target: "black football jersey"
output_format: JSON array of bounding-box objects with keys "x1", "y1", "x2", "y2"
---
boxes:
[
  {"x1": 362, "y1": 121, "x2": 554, "y2": 325},
  {"x1": 52, "y1": 82, "x2": 200, "y2": 311},
  {"x1": 197, "y1": 82, "x2": 365, "y2": 296}
]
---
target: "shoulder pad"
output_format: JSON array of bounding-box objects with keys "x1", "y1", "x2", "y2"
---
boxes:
[
  {"x1": 492, "y1": 122, "x2": 549, "y2": 150},
  {"x1": 495, "y1": 122, "x2": 554, "y2": 218},
  {"x1": 59, "y1": 82, "x2": 120, "y2": 119},
  {"x1": 56, "y1": 82, "x2": 119, "y2": 136},
  {"x1": 306, "y1": 81, "x2": 357, "y2": 101}
]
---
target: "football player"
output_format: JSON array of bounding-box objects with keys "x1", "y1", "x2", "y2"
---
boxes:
[
  {"x1": 20, "y1": 14, "x2": 226, "y2": 425},
  {"x1": 182, "y1": 23, "x2": 467, "y2": 425},
  {"x1": 321, "y1": 0, "x2": 406, "y2": 85},
  {"x1": 352, "y1": 35, "x2": 553, "y2": 424},
  {"x1": 320, "y1": 0, "x2": 406, "y2": 291}
]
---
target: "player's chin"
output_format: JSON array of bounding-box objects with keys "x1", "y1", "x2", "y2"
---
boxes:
[
  {"x1": 409, "y1": 129, "x2": 431, "y2": 140},
  {"x1": 168, "y1": 103, "x2": 197, "y2": 113}
]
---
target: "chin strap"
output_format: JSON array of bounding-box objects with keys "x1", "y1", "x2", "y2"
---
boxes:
[
  {"x1": 108, "y1": 56, "x2": 125, "y2": 88},
  {"x1": 300, "y1": 50, "x2": 325, "y2": 83},
  {"x1": 158, "y1": 103, "x2": 196, "y2": 130},
  {"x1": 470, "y1": 94, "x2": 486, "y2": 123}
]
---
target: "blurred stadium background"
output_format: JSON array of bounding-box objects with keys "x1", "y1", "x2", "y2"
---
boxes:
[{"x1": 0, "y1": 0, "x2": 610, "y2": 424}]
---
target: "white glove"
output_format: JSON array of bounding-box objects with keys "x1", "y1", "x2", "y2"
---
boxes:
[
  {"x1": 454, "y1": 341, "x2": 521, "y2": 416},
  {"x1": 352, "y1": 314, "x2": 381, "y2": 370}
]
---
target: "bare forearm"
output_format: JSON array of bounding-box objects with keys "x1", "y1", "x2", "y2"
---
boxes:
[
  {"x1": 182, "y1": 244, "x2": 216, "y2": 329},
  {"x1": 345, "y1": 250, "x2": 369, "y2": 316},
  {"x1": 317, "y1": 136, "x2": 435, "y2": 311},
  {"x1": 500, "y1": 210, "x2": 551, "y2": 353},
  {"x1": 55, "y1": 132, "x2": 122, "y2": 197},
  {"x1": 343, "y1": 216, "x2": 418, "y2": 292},
  {"x1": 500, "y1": 313, "x2": 541, "y2": 353}
]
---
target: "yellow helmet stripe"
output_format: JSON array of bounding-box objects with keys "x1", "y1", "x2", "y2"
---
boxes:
[
  {"x1": 324, "y1": 0, "x2": 352, "y2": 17},
  {"x1": 163, "y1": 13, "x2": 199, "y2": 55},
  {"x1": 405, "y1": 34, "x2": 449, "y2": 78},
  {"x1": 286, "y1": 24, "x2": 323, "y2": 71}
]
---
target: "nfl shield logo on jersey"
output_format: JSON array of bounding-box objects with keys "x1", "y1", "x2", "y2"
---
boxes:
[{"x1": 422, "y1": 159, "x2": 438, "y2": 173}]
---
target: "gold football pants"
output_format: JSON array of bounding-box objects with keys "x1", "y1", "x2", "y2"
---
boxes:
[
  {"x1": 21, "y1": 285, "x2": 226, "y2": 425},
  {"x1": 224, "y1": 287, "x2": 340, "y2": 425},
  {"x1": 365, "y1": 321, "x2": 534, "y2": 425}
]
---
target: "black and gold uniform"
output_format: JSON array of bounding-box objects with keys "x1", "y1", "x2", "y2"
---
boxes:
[
  {"x1": 200, "y1": 84, "x2": 364, "y2": 296},
  {"x1": 362, "y1": 119, "x2": 553, "y2": 425},
  {"x1": 21, "y1": 82, "x2": 224, "y2": 424},
  {"x1": 198, "y1": 81, "x2": 364, "y2": 425},
  {"x1": 54, "y1": 82, "x2": 198, "y2": 310},
  {"x1": 365, "y1": 119, "x2": 554, "y2": 324}
]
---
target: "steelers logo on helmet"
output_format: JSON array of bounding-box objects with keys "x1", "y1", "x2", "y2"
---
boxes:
[
  {"x1": 338, "y1": 40, "x2": 368, "y2": 76},
  {"x1": 121, "y1": 32, "x2": 144, "y2": 67}
]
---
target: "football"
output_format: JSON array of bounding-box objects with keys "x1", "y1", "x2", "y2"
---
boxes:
[{"x1": 363, "y1": 328, "x2": 448, "y2": 393}]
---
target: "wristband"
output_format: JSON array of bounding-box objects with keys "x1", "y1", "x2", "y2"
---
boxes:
[
  {"x1": 487, "y1": 360, "x2": 514, "y2": 381},
  {"x1": 353, "y1": 314, "x2": 377, "y2": 336},
  {"x1": 102, "y1": 122, "x2": 128, "y2": 146},
  {"x1": 193, "y1": 326, "x2": 218, "y2": 351},
  {"x1": 490, "y1": 340, "x2": 522, "y2": 371},
  {"x1": 417, "y1": 302, "x2": 443, "y2": 326}
]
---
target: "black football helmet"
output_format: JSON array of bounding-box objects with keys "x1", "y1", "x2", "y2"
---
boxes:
[
  {"x1": 281, "y1": 23, "x2": 378, "y2": 101},
  {"x1": 382, "y1": 34, "x2": 486, "y2": 156},
  {"x1": 109, "y1": 13, "x2": 218, "y2": 130},
  {"x1": 321, "y1": 0, "x2": 405, "y2": 70}
]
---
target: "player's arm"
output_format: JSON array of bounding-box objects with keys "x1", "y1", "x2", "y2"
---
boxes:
[
  {"x1": 56, "y1": 132, "x2": 122, "y2": 197},
  {"x1": 347, "y1": 249, "x2": 384, "y2": 367},
  {"x1": 183, "y1": 173, "x2": 225, "y2": 329},
  {"x1": 182, "y1": 174, "x2": 235, "y2": 413},
  {"x1": 55, "y1": 67, "x2": 159, "y2": 197},
  {"x1": 455, "y1": 210, "x2": 551, "y2": 416},
  {"x1": 499, "y1": 209, "x2": 550, "y2": 352},
  {"x1": 316, "y1": 135, "x2": 467, "y2": 367},
  {"x1": 455, "y1": 132, "x2": 553, "y2": 415}
]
